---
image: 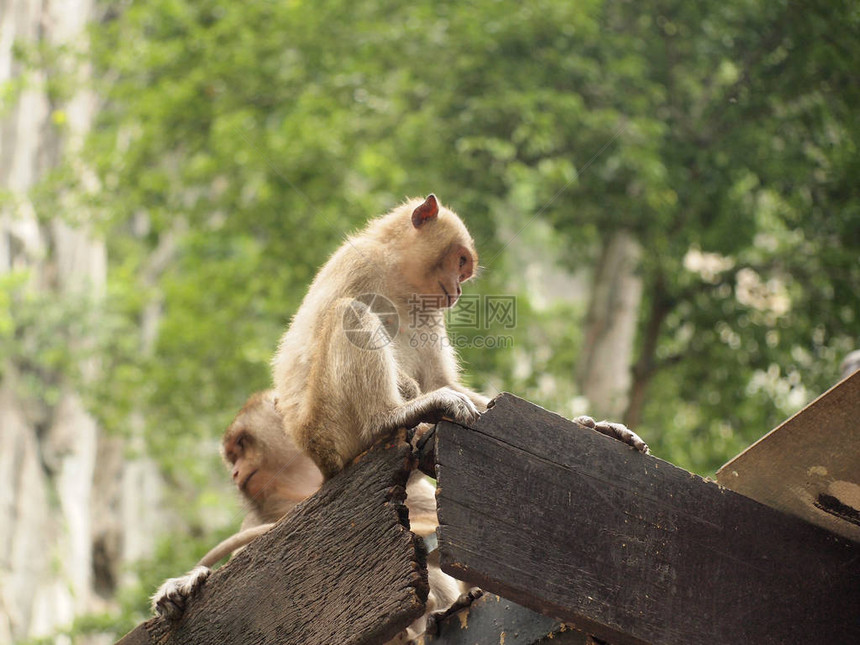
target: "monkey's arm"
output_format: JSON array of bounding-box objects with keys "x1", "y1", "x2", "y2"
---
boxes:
[
  {"x1": 574, "y1": 415, "x2": 649, "y2": 453},
  {"x1": 427, "y1": 344, "x2": 490, "y2": 412},
  {"x1": 397, "y1": 369, "x2": 421, "y2": 401},
  {"x1": 287, "y1": 298, "x2": 482, "y2": 479},
  {"x1": 379, "y1": 387, "x2": 480, "y2": 435},
  {"x1": 151, "y1": 523, "x2": 276, "y2": 619},
  {"x1": 197, "y1": 523, "x2": 275, "y2": 567}
]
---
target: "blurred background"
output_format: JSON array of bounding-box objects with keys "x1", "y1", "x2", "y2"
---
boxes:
[{"x1": 1, "y1": 0, "x2": 857, "y2": 642}]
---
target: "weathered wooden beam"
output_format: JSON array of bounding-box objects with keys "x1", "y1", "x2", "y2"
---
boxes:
[
  {"x1": 717, "y1": 370, "x2": 860, "y2": 542},
  {"x1": 435, "y1": 393, "x2": 860, "y2": 645},
  {"x1": 420, "y1": 592, "x2": 588, "y2": 645},
  {"x1": 117, "y1": 431, "x2": 428, "y2": 645},
  {"x1": 413, "y1": 424, "x2": 438, "y2": 479}
]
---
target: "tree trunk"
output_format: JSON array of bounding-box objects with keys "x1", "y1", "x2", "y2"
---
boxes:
[
  {"x1": 0, "y1": 1, "x2": 162, "y2": 641},
  {"x1": 576, "y1": 230, "x2": 642, "y2": 420},
  {"x1": 623, "y1": 271, "x2": 672, "y2": 429}
]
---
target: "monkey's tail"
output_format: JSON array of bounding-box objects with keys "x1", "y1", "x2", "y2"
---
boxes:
[{"x1": 196, "y1": 523, "x2": 276, "y2": 568}]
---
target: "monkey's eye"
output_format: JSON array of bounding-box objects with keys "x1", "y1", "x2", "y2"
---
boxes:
[{"x1": 459, "y1": 255, "x2": 467, "y2": 268}]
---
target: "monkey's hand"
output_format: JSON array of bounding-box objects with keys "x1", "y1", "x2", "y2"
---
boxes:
[
  {"x1": 151, "y1": 565, "x2": 211, "y2": 620},
  {"x1": 431, "y1": 387, "x2": 481, "y2": 427},
  {"x1": 574, "y1": 416, "x2": 649, "y2": 453},
  {"x1": 389, "y1": 387, "x2": 480, "y2": 433}
]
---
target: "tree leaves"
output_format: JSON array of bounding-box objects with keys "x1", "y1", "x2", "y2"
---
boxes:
[{"x1": 71, "y1": 0, "x2": 860, "y2": 478}]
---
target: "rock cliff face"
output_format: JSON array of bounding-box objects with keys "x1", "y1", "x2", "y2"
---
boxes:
[{"x1": 0, "y1": 1, "x2": 162, "y2": 642}]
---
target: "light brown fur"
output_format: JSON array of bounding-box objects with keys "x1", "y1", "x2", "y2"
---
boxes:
[
  {"x1": 394, "y1": 472, "x2": 464, "y2": 643},
  {"x1": 272, "y1": 195, "x2": 489, "y2": 479},
  {"x1": 221, "y1": 389, "x2": 323, "y2": 527},
  {"x1": 152, "y1": 390, "x2": 324, "y2": 619},
  {"x1": 153, "y1": 388, "x2": 468, "y2": 635}
]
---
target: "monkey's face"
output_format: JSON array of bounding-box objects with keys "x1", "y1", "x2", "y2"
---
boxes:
[
  {"x1": 224, "y1": 425, "x2": 312, "y2": 504},
  {"x1": 222, "y1": 392, "x2": 323, "y2": 511},
  {"x1": 405, "y1": 195, "x2": 478, "y2": 309},
  {"x1": 430, "y1": 240, "x2": 476, "y2": 308},
  {"x1": 223, "y1": 423, "x2": 271, "y2": 501}
]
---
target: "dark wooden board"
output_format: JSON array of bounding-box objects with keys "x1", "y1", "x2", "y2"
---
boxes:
[
  {"x1": 419, "y1": 593, "x2": 587, "y2": 645},
  {"x1": 435, "y1": 393, "x2": 860, "y2": 645},
  {"x1": 117, "y1": 432, "x2": 428, "y2": 645},
  {"x1": 717, "y1": 370, "x2": 860, "y2": 542}
]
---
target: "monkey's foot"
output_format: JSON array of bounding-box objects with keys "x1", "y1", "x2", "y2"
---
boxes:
[
  {"x1": 151, "y1": 565, "x2": 211, "y2": 620},
  {"x1": 575, "y1": 416, "x2": 649, "y2": 453},
  {"x1": 424, "y1": 587, "x2": 484, "y2": 637}
]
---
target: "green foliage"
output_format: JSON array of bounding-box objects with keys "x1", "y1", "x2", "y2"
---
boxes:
[
  {"x1": 0, "y1": 272, "x2": 107, "y2": 408},
  {"x1": 73, "y1": 0, "x2": 860, "y2": 474},
  {"x1": 17, "y1": 522, "x2": 241, "y2": 643},
  {"x1": 9, "y1": 0, "x2": 858, "y2": 632},
  {"x1": 334, "y1": 0, "x2": 860, "y2": 472}
]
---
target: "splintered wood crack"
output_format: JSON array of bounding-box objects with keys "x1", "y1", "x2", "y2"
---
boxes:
[{"x1": 815, "y1": 493, "x2": 860, "y2": 527}]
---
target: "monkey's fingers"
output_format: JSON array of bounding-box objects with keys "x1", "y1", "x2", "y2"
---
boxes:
[
  {"x1": 574, "y1": 416, "x2": 649, "y2": 454},
  {"x1": 151, "y1": 565, "x2": 212, "y2": 620},
  {"x1": 458, "y1": 587, "x2": 484, "y2": 606},
  {"x1": 437, "y1": 387, "x2": 481, "y2": 427},
  {"x1": 155, "y1": 597, "x2": 185, "y2": 620},
  {"x1": 425, "y1": 587, "x2": 484, "y2": 637}
]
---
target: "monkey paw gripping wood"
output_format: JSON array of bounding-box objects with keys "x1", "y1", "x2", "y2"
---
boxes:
[{"x1": 118, "y1": 430, "x2": 429, "y2": 645}]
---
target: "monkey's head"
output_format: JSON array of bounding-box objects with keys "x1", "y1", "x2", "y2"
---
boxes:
[
  {"x1": 392, "y1": 194, "x2": 478, "y2": 309},
  {"x1": 222, "y1": 390, "x2": 323, "y2": 514}
]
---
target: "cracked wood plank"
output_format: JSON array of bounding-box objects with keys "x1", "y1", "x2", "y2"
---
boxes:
[
  {"x1": 717, "y1": 370, "x2": 860, "y2": 542},
  {"x1": 117, "y1": 430, "x2": 428, "y2": 645},
  {"x1": 435, "y1": 393, "x2": 860, "y2": 645}
]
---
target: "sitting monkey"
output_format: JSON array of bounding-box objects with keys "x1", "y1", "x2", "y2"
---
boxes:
[
  {"x1": 151, "y1": 390, "x2": 322, "y2": 618},
  {"x1": 272, "y1": 194, "x2": 489, "y2": 480},
  {"x1": 272, "y1": 194, "x2": 646, "y2": 483},
  {"x1": 152, "y1": 390, "x2": 470, "y2": 644},
  {"x1": 156, "y1": 194, "x2": 646, "y2": 630}
]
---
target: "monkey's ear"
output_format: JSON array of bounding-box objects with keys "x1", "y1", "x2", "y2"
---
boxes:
[{"x1": 411, "y1": 194, "x2": 439, "y2": 228}]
